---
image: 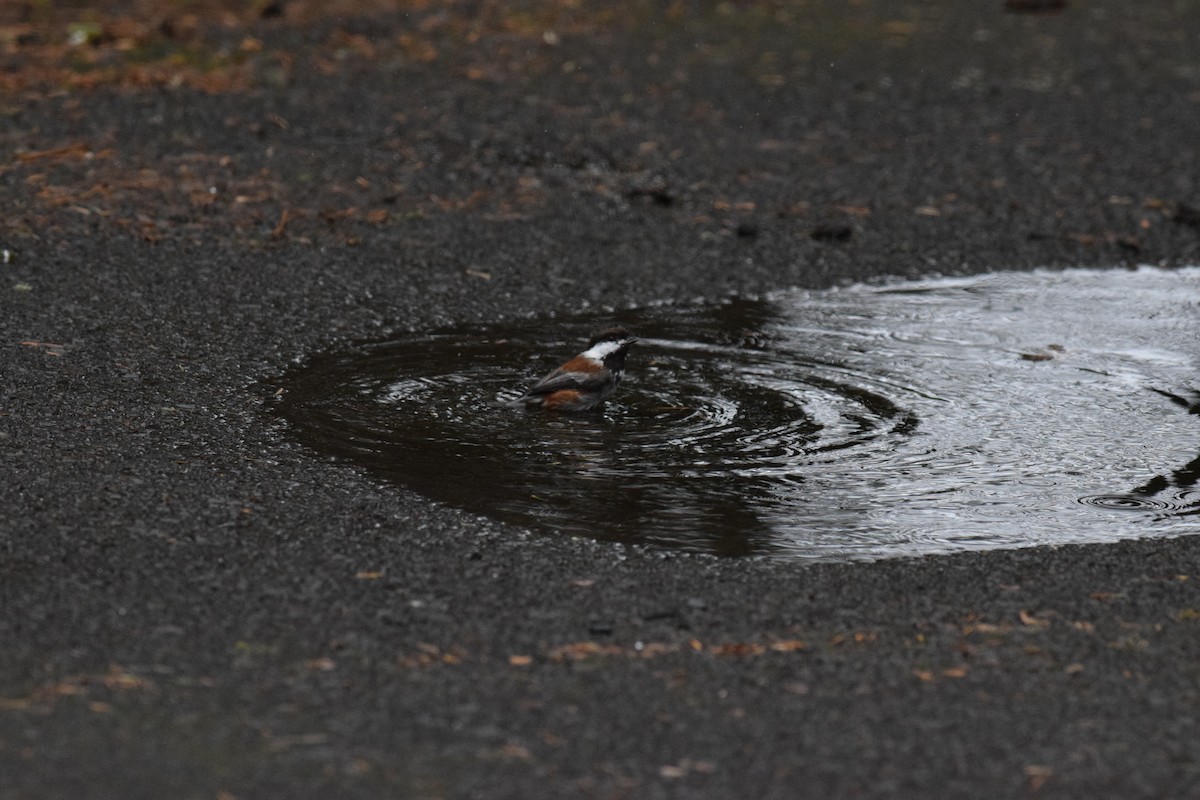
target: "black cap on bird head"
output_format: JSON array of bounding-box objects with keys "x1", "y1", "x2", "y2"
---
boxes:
[{"x1": 587, "y1": 326, "x2": 636, "y2": 349}]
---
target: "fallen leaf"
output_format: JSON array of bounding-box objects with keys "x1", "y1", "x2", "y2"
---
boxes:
[
  {"x1": 103, "y1": 667, "x2": 145, "y2": 690},
  {"x1": 1024, "y1": 764, "x2": 1054, "y2": 790},
  {"x1": 709, "y1": 642, "x2": 766, "y2": 656},
  {"x1": 271, "y1": 208, "x2": 291, "y2": 239},
  {"x1": 16, "y1": 142, "x2": 93, "y2": 163},
  {"x1": 498, "y1": 743, "x2": 532, "y2": 760},
  {"x1": 1019, "y1": 609, "x2": 1051, "y2": 628},
  {"x1": 19, "y1": 341, "x2": 64, "y2": 354},
  {"x1": 547, "y1": 641, "x2": 623, "y2": 661},
  {"x1": 658, "y1": 759, "x2": 715, "y2": 778},
  {"x1": 637, "y1": 643, "x2": 677, "y2": 658}
]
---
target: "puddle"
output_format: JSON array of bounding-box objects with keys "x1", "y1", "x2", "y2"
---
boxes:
[{"x1": 274, "y1": 266, "x2": 1200, "y2": 560}]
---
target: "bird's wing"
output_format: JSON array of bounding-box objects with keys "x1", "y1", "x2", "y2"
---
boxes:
[{"x1": 521, "y1": 367, "x2": 610, "y2": 398}]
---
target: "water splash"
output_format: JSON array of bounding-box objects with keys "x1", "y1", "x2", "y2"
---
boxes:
[{"x1": 274, "y1": 266, "x2": 1200, "y2": 560}]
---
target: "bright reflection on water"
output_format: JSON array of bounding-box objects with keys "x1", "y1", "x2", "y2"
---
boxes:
[{"x1": 275, "y1": 266, "x2": 1200, "y2": 560}]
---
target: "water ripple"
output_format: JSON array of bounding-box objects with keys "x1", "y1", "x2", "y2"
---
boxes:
[
  {"x1": 275, "y1": 266, "x2": 1200, "y2": 560},
  {"x1": 1078, "y1": 495, "x2": 1178, "y2": 512}
]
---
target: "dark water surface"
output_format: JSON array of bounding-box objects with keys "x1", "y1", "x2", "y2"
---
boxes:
[{"x1": 275, "y1": 267, "x2": 1200, "y2": 560}]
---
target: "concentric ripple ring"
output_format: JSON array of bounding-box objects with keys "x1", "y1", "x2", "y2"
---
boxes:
[{"x1": 274, "y1": 267, "x2": 1200, "y2": 560}]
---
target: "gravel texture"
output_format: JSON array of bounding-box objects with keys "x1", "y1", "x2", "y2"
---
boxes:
[{"x1": 3, "y1": 2, "x2": 1200, "y2": 798}]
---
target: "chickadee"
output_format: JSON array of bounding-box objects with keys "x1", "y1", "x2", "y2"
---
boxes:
[{"x1": 516, "y1": 326, "x2": 638, "y2": 411}]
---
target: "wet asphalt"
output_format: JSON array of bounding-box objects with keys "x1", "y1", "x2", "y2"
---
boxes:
[{"x1": 3, "y1": 2, "x2": 1200, "y2": 798}]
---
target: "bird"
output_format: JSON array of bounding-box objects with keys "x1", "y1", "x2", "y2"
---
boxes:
[{"x1": 516, "y1": 326, "x2": 638, "y2": 411}]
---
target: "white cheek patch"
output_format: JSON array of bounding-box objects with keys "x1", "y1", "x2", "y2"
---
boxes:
[{"x1": 583, "y1": 340, "x2": 622, "y2": 360}]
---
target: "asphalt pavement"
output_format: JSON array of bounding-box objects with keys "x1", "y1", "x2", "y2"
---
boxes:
[{"x1": 3, "y1": 2, "x2": 1200, "y2": 798}]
